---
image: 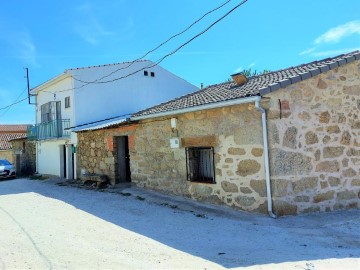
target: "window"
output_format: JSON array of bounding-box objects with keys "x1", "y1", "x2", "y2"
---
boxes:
[
  {"x1": 186, "y1": 147, "x2": 215, "y2": 183},
  {"x1": 41, "y1": 101, "x2": 61, "y2": 123},
  {"x1": 65, "y1": 97, "x2": 70, "y2": 108},
  {"x1": 150, "y1": 72, "x2": 155, "y2": 77},
  {"x1": 144, "y1": 70, "x2": 148, "y2": 76}
]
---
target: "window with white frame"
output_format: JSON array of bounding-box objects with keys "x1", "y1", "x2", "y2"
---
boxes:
[{"x1": 65, "y1": 96, "x2": 70, "y2": 108}]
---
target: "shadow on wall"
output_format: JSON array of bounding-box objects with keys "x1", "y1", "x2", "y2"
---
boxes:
[{"x1": 0, "y1": 179, "x2": 359, "y2": 268}]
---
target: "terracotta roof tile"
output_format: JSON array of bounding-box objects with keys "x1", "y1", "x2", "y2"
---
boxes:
[
  {"x1": 0, "y1": 133, "x2": 27, "y2": 150},
  {"x1": 0, "y1": 125, "x2": 29, "y2": 133}
]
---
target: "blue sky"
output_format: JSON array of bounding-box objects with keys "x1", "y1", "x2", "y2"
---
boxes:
[{"x1": 0, "y1": 0, "x2": 359, "y2": 124}]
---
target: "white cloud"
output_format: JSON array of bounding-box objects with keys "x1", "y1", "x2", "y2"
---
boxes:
[
  {"x1": 19, "y1": 33, "x2": 38, "y2": 66},
  {"x1": 315, "y1": 20, "x2": 360, "y2": 44},
  {"x1": 299, "y1": 47, "x2": 317, "y2": 56},
  {"x1": 307, "y1": 47, "x2": 360, "y2": 57},
  {"x1": 233, "y1": 66, "x2": 243, "y2": 73},
  {"x1": 233, "y1": 62, "x2": 256, "y2": 73},
  {"x1": 74, "y1": 3, "x2": 115, "y2": 45}
]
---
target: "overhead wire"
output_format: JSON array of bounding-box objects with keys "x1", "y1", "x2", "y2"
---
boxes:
[
  {"x1": 73, "y1": 0, "x2": 233, "y2": 84},
  {"x1": 75, "y1": 0, "x2": 250, "y2": 84},
  {"x1": 0, "y1": 87, "x2": 28, "y2": 117},
  {"x1": 41, "y1": 0, "x2": 236, "y2": 95},
  {"x1": 2, "y1": 0, "x2": 250, "y2": 108}
]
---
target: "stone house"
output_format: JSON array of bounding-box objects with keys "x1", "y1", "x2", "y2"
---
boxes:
[
  {"x1": 75, "y1": 50, "x2": 360, "y2": 216},
  {"x1": 0, "y1": 125, "x2": 29, "y2": 163},
  {"x1": 9, "y1": 137, "x2": 36, "y2": 176}
]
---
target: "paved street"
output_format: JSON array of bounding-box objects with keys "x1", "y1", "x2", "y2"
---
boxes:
[{"x1": 0, "y1": 178, "x2": 359, "y2": 270}]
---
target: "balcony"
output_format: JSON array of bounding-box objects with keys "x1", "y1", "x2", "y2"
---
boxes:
[{"x1": 27, "y1": 119, "x2": 71, "y2": 141}]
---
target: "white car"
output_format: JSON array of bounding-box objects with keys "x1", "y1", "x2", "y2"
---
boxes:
[{"x1": 0, "y1": 159, "x2": 16, "y2": 179}]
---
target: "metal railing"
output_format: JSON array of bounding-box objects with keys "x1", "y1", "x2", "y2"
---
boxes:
[{"x1": 27, "y1": 119, "x2": 71, "y2": 141}]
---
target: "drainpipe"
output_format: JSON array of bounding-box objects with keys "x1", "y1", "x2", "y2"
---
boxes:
[{"x1": 255, "y1": 100, "x2": 277, "y2": 219}]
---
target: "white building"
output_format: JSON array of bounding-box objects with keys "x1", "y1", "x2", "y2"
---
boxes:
[{"x1": 30, "y1": 60, "x2": 198, "y2": 179}]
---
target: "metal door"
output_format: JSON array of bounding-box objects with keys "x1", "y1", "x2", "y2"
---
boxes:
[{"x1": 116, "y1": 136, "x2": 131, "y2": 183}]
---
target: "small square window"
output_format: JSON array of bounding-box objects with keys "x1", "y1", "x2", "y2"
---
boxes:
[
  {"x1": 144, "y1": 71, "x2": 148, "y2": 76},
  {"x1": 65, "y1": 96, "x2": 70, "y2": 108},
  {"x1": 186, "y1": 147, "x2": 215, "y2": 183},
  {"x1": 150, "y1": 72, "x2": 155, "y2": 77}
]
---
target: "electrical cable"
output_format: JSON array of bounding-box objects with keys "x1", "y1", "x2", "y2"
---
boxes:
[
  {"x1": 0, "y1": 88, "x2": 28, "y2": 118},
  {"x1": 77, "y1": 0, "x2": 250, "y2": 84},
  {"x1": 28, "y1": 0, "x2": 250, "y2": 96},
  {"x1": 73, "y1": 0, "x2": 233, "y2": 84}
]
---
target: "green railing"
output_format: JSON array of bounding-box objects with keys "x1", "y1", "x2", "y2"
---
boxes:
[{"x1": 27, "y1": 119, "x2": 71, "y2": 141}]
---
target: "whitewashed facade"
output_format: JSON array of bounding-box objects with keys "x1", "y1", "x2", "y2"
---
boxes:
[{"x1": 30, "y1": 60, "x2": 197, "y2": 179}]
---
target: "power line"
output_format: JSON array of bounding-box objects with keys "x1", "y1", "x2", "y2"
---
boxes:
[
  {"x1": 0, "y1": 88, "x2": 28, "y2": 117},
  {"x1": 77, "y1": 0, "x2": 250, "y2": 84},
  {"x1": 32, "y1": 0, "x2": 250, "y2": 96},
  {"x1": 73, "y1": 0, "x2": 233, "y2": 85}
]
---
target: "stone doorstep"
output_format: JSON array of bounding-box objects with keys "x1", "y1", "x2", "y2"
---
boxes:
[{"x1": 81, "y1": 173, "x2": 108, "y2": 188}]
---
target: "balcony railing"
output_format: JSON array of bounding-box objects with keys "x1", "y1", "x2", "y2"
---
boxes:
[{"x1": 27, "y1": 119, "x2": 71, "y2": 141}]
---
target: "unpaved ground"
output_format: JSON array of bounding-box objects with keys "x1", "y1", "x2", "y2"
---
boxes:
[{"x1": 0, "y1": 178, "x2": 359, "y2": 270}]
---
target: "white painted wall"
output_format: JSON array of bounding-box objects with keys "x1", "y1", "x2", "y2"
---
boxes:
[
  {"x1": 32, "y1": 60, "x2": 197, "y2": 178},
  {"x1": 70, "y1": 60, "x2": 198, "y2": 125},
  {"x1": 36, "y1": 140, "x2": 66, "y2": 176},
  {"x1": 35, "y1": 75, "x2": 75, "y2": 128}
]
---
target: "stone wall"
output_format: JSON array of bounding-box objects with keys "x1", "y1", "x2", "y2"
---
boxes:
[
  {"x1": 76, "y1": 125, "x2": 137, "y2": 184},
  {"x1": 266, "y1": 60, "x2": 360, "y2": 215},
  {"x1": 131, "y1": 104, "x2": 268, "y2": 213},
  {"x1": 10, "y1": 139, "x2": 36, "y2": 175},
  {"x1": 0, "y1": 150, "x2": 13, "y2": 163}
]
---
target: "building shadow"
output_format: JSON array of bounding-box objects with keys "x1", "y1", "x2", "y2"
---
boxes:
[{"x1": 0, "y1": 179, "x2": 359, "y2": 268}]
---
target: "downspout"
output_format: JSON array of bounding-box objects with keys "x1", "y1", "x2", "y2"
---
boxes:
[
  {"x1": 255, "y1": 99, "x2": 277, "y2": 218},
  {"x1": 35, "y1": 93, "x2": 39, "y2": 174}
]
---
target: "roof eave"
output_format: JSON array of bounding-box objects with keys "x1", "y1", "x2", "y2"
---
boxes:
[
  {"x1": 132, "y1": 95, "x2": 261, "y2": 121},
  {"x1": 30, "y1": 72, "x2": 72, "y2": 94}
]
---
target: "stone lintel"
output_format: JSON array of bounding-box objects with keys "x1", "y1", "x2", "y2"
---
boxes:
[{"x1": 181, "y1": 135, "x2": 216, "y2": 147}]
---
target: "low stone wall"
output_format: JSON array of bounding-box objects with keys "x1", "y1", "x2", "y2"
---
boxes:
[{"x1": 266, "y1": 60, "x2": 360, "y2": 215}]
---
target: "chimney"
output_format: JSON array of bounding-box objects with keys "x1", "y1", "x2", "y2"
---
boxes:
[{"x1": 231, "y1": 72, "x2": 248, "y2": 86}]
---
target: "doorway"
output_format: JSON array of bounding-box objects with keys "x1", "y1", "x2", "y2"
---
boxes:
[{"x1": 116, "y1": 136, "x2": 131, "y2": 183}]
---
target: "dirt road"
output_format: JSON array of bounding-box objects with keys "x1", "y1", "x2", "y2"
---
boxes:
[{"x1": 0, "y1": 179, "x2": 359, "y2": 269}]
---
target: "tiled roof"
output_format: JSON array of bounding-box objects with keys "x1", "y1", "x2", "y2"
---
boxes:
[
  {"x1": 0, "y1": 125, "x2": 29, "y2": 133},
  {"x1": 133, "y1": 50, "x2": 360, "y2": 118},
  {"x1": 0, "y1": 133, "x2": 27, "y2": 150}
]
